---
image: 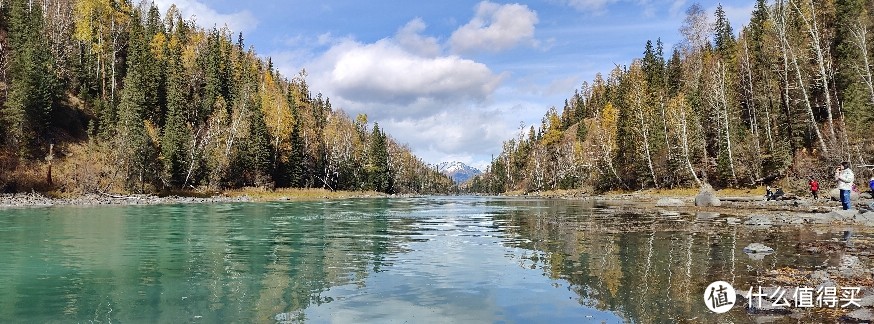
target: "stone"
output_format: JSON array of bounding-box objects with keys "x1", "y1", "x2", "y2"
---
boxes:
[
  {"x1": 743, "y1": 243, "x2": 775, "y2": 260},
  {"x1": 776, "y1": 214, "x2": 805, "y2": 225},
  {"x1": 655, "y1": 198, "x2": 685, "y2": 207},
  {"x1": 826, "y1": 210, "x2": 857, "y2": 221},
  {"x1": 842, "y1": 308, "x2": 874, "y2": 322},
  {"x1": 695, "y1": 212, "x2": 720, "y2": 221},
  {"x1": 694, "y1": 183, "x2": 722, "y2": 207},
  {"x1": 744, "y1": 215, "x2": 774, "y2": 226},
  {"x1": 743, "y1": 243, "x2": 774, "y2": 253},
  {"x1": 858, "y1": 295, "x2": 874, "y2": 308},
  {"x1": 810, "y1": 270, "x2": 830, "y2": 282}
]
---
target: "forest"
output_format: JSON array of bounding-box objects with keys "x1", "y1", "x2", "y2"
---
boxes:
[
  {"x1": 0, "y1": 0, "x2": 455, "y2": 195},
  {"x1": 470, "y1": 0, "x2": 874, "y2": 194}
]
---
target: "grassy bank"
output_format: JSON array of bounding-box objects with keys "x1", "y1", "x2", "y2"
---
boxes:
[{"x1": 223, "y1": 187, "x2": 385, "y2": 202}]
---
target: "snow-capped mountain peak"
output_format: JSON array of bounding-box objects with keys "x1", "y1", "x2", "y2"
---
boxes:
[{"x1": 438, "y1": 161, "x2": 482, "y2": 184}]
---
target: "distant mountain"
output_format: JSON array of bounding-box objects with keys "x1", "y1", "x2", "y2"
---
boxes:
[{"x1": 438, "y1": 161, "x2": 482, "y2": 184}]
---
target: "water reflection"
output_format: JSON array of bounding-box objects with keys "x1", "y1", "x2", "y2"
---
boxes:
[
  {"x1": 0, "y1": 197, "x2": 869, "y2": 323},
  {"x1": 492, "y1": 198, "x2": 874, "y2": 323}
]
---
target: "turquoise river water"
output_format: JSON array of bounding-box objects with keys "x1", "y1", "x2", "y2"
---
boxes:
[{"x1": 0, "y1": 197, "x2": 870, "y2": 323}]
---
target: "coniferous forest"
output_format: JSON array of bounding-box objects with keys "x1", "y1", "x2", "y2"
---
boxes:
[
  {"x1": 0, "y1": 0, "x2": 454, "y2": 194},
  {"x1": 470, "y1": 1, "x2": 874, "y2": 194}
]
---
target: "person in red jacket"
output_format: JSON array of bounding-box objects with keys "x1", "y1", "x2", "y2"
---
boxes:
[{"x1": 808, "y1": 177, "x2": 819, "y2": 200}]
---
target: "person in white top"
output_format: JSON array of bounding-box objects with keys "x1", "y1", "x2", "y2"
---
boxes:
[{"x1": 835, "y1": 161, "x2": 855, "y2": 210}]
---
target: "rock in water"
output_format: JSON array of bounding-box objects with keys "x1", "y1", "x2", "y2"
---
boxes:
[
  {"x1": 842, "y1": 309, "x2": 874, "y2": 322},
  {"x1": 694, "y1": 183, "x2": 722, "y2": 207},
  {"x1": 743, "y1": 243, "x2": 775, "y2": 253},
  {"x1": 656, "y1": 198, "x2": 684, "y2": 207}
]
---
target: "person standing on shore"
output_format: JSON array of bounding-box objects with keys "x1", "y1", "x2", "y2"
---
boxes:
[
  {"x1": 808, "y1": 178, "x2": 819, "y2": 200},
  {"x1": 835, "y1": 162, "x2": 855, "y2": 210}
]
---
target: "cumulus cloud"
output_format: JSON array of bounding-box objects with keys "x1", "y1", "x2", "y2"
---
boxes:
[
  {"x1": 449, "y1": 1, "x2": 538, "y2": 54},
  {"x1": 379, "y1": 109, "x2": 517, "y2": 166},
  {"x1": 152, "y1": 0, "x2": 258, "y2": 33},
  {"x1": 396, "y1": 18, "x2": 442, "y2": 57},
  {"x1": 312, "y1": 39, "x2": 504, "y2": 110}
]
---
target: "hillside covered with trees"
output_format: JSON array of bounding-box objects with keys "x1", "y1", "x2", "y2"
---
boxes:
[
  {"x1": 0, "y1": 0, "x2": 454, "y2": 194},
  {"x1": 470, "y1": 1, "x2": 874, "y2": 194}
]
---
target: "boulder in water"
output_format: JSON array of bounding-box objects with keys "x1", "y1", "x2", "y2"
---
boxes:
[
  {"x1": 656, "y1": 198, "x2": 685, "y2": 207},
  {"x1": 694, "y1": 183, "x2": 722, "y2": 207}
]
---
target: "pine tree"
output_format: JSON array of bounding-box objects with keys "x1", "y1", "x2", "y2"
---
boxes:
[
  {"x1": 161, "y1": 34, "x2": 192, "y2": 187},
  {"x1": 369, "y1": 123, "x2": 393, "y2": 193},
  {"x1": 713, "y1": 4, "x2": 736, "y2": 60},
  {"x1": 116, "y1": 17, "x2": 159, "y2": 192},
  {"x1": 248, "y1": 103, "x2": 273, "y2": 187},
  {"x1": 288, "y1": 105, "x2": 306, "y2": 188},
  {"x1": 3, "y1": 0, "x2": 58, "y2": 157}
]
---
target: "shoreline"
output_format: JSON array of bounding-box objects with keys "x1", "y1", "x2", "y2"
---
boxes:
[{"x1": 0, "y1": 188, "x2": 390, "y2": 208}]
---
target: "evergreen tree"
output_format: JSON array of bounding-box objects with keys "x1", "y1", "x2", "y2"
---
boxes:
[
  {"x1": 2, "y1": 0, "x2": 58, "y2": 157},
  {"x1": 248, "y1": 104, "x2": 274, "y2": 187},
  {"x1": 369, "y1": 123, "x2": 393, "y2": 193},
  {"x1": 161, "y1": 35, "x2": 191, "y2": 187},
  {"x1": 116, "y1": 17, "x2": 159, "y2": 192},
  {"x1": 288, "y1": 105, "x2": 306, "y2": 188},
  {"x1": 713, "y1": 4, "x2": 736, "y2": 60}
]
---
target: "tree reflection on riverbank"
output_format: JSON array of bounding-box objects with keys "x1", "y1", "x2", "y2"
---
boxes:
[
  {"x1": 1, "y1": 197, "x2": 870, "y2": 323},
  {"x1": 491, "y1": 198, "x2": 869, "y2": 322}
]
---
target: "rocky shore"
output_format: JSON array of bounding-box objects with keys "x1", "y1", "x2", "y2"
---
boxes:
[{"x1": 0, "y1": 192, "x2": 251, "y2": 208}]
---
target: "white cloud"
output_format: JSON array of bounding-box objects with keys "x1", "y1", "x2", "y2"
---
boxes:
[
  {"x1": 396, "y1": 18, "x2": 442, "y2": 57},
  {"x1": 669, "y1": 0, "x2": 687, "y2": 17},
  {"x1": 152, "y1": 0, "x2": 258, "y2": 33},
  {"x1": 449, "y1": 1, "x2": 539, "y2": 54},
  {"x1": 311, "y1": 39, "x2": 504, "y2": 109},
  {"x1": 560, "y1": 0, "x2": 619, "y2": 13}
]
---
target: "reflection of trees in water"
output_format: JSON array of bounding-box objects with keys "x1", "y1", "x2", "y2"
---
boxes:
[
  {"x1": 0, "y1": 201, "x2": 416, "y2": 323},
  {"x1": 493, "y1": 200, "x2": 819, "y2": 323}
]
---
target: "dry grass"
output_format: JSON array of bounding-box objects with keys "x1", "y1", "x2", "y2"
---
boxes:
[{"x1": 223, "y1": 187, "x2": 385, "y2": 201}]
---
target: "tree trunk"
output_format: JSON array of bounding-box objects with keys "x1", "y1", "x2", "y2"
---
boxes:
[
  {"x1": 678, "y1": 99, "x2": 701, "y2": 186},
  {"x1": 717, "y1": 62, "x2": 737, "y2": 184},
  {"x1": 770, "y1": 1, "x2": 829, "y2": 154},
  {"x1": 850, "y1": 22, "x2": 874, "y2": 106},
  {"x1": 791, "y1": 0, "x2": 837, "y2": 142}
]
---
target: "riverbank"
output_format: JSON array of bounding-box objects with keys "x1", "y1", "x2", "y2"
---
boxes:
[
  {"x1": 514, "y1": 188, "x2": 874, "y2": 322},
  {"x1": 0, "y1": 188, "x2": 388, "y2": 208}
]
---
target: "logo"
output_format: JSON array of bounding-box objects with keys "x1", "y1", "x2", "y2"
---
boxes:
[{"x1": 704, "y1": 281, "x2": 736, "y2": 313}]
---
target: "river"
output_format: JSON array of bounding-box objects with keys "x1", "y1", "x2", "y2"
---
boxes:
[{"x1": 0, "y1": 196, "x2": 868, "y2": 323}]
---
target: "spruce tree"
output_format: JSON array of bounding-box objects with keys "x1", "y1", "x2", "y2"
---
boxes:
[
  {"x1": 713, "y1": 5, "x2": 736, "y2": 60},
  {"x1": 116, "y1": 18, "x2": 159, "y2": 192},
  {"x1": 161, "y1": 35, "x2": 192, "y2": 187},
  {"x1": 288, "y1": 106, "x2": 305, "y2": 188},
  {"x1": 248, "y1": 106, "x2": 273, "y2": 187},
  {"x1": 369, "y1": 123, "x2": 392, "y2": 193},
  {"x1": 2, "y1": 0, "x2": 58, "y2": 157}
]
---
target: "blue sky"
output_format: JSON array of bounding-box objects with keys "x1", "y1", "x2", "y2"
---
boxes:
[{"x1": 152, "y1": 0, "x2": 755, "y2": 170}]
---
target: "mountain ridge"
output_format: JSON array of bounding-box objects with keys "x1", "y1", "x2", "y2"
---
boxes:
[{"x1": 438, "y1": 161, "x2": 482, "y2": 184}]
